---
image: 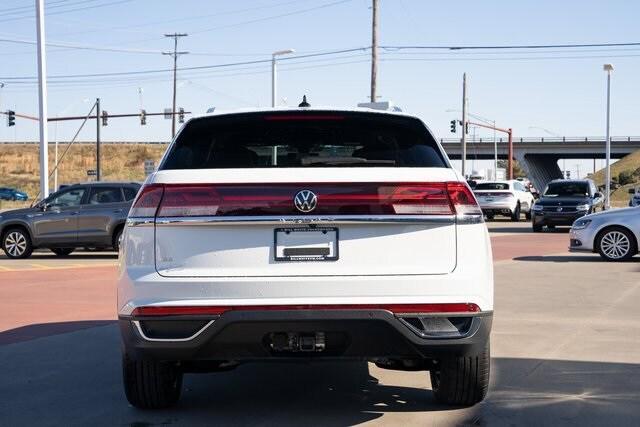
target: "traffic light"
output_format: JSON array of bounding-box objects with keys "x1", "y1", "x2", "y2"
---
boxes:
[
  {"x1": 140, "y1": 109, "x2": 146, "y2": 125},
  {"x1": 449, "y1": 119, "x2": 456, "y2": 133},
  {"x1": 178, "y1": 107, "x2": 185, "y2": 124},
  {"x1": 101, "y1": 110, "x2": 108, "y2": 126},
  {"x1": 7, "y1": 110, "x2": 15, "y2": 127}
]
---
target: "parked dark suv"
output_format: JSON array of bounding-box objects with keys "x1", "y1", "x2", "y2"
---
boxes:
[
  {"x1": 0, "y1": 182, "x2": 140, "y2": 258},
  {"x1": 531, "y1": 179, "x2": 604, "y2": 232}
]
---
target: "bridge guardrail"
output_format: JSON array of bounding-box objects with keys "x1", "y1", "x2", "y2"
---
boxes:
[{"x1": 440, "y1": 136, "x2": 640, "y2": 144}]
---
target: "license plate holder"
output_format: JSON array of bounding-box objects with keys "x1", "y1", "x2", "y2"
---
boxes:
[{"x1": 274, "y1": 227, "x2": 339, "y2": 262}]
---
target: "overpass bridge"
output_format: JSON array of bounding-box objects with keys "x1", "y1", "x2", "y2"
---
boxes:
[
  {"x1": 440, "y1": 136, "x2": 640, "y2": 190},
  {"x1": 1, "y1": 137, "x2": 639, "y2": 191}
]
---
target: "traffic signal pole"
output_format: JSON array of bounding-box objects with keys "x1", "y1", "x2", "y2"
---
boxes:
[
  {"x1": 465, "y1": 120, "x2": 515, "y2": 179},
  {"x1": 461, "y1": 73, "x2": 467, "y2": 178},
  {"x1": 96, "y1": 98, "x2": 101, "y2": 181}
]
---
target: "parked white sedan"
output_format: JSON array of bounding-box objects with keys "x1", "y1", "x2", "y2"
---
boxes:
[
  {"x1": 570, "y1": 206, "x2": 640, "y2": 261},
  {"x1": 473, "y1": 180, "x2": 536, "y2": 221}
]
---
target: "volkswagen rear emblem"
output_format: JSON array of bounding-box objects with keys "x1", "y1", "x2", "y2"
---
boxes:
[{"x1": 294, "y1": 190, "x2": 318, "y2": 213}]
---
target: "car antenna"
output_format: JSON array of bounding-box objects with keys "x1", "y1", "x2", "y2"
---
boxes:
[{"x1": 298, "y1": 95, "x2": 310, "y2": 108}]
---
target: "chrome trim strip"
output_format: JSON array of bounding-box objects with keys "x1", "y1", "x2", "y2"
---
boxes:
[
  {"x1": 132, "y1": 320, "x2": 215, "y2": 343},
  {"x1": 456, "y1": 214, "x2": 484, "y2": 224},
  {"x1": 126, "y1": 218, "x2": 155, "y2": 227},
  {"x1": 150, "y1": 214, "x2": 457, "y2": 226}
]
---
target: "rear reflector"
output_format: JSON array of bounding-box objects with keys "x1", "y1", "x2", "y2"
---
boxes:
[
  {"x1": 131, "y1": 303, "x2": 481, "y2": 317},
  {"x1": 129, "y1": 182, "x2": 481, "y2": 218}
]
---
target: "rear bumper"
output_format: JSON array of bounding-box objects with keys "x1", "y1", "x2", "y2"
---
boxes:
[{"x1": 119, "y1": 309, "x2": 492, "y2": 362}]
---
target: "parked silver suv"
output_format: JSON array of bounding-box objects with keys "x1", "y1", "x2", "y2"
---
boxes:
[{"x1": 0, "y1": 182, "x2": 140, "y2": 258}]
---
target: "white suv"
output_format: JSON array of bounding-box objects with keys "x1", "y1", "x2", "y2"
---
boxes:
[
  {"x1": 118, "y1": 107, "x2": 493, "y2": 409},
  {"x1": 474, "y1": 180, "x2": 535, "y2": 221}
]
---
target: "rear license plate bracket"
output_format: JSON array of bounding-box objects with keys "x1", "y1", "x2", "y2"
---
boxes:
[{"x1": 274, "y1": 227, "x2": 338, "y2": 261}]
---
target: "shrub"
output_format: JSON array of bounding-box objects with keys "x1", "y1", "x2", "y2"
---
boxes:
[{"x1": 618, "y1": 170, "x2": 635, "y2": 186}]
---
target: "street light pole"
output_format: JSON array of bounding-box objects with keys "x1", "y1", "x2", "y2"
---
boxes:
[
  {"x1": 35, "y1": 0, "x2": 49, "y2": 199},
  {"x1": 271, "y1": 49, "x2": 294, "y2": 166},
  {"x1": 271, "y1": 49, "x2": 295, "y2": 108},
  {"x1": 603, "y1": 64, "x2": 613, "y2": 210}
]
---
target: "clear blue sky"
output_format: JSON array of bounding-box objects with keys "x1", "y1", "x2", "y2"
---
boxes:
[{"x1": 1, "y1": 0, "x2": 639, "y2": 176}]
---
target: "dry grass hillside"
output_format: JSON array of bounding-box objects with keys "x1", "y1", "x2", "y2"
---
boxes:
[
  {"x1": 588, "y1": 149, "x2": 640, "y2": 206},
  {"x1": 0, "y1": 143, "x2": 168, "y2": 209}
]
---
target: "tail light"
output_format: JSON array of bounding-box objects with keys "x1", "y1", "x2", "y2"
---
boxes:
[
  {"x1": 129, "y1": 184, "x2": 163, "y2": 218},
  {"x1": 129, "y1": 182, "x2": 481, "y2": 218}
]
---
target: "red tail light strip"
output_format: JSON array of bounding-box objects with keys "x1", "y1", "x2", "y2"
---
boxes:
[
  {"x1": 131, "y1": 303, "x2": 481, "y2": 317},
  {"x1": 129, "y1": 182, "x2": 481, "y2": 218}
]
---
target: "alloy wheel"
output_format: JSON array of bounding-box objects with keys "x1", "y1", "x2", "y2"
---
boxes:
[
  {"x1": 600, "y1": 231, "x2": 630, "y2": 259},
  {"x1": 5, "y1": 231, "x2": 27, "y2": 257}
]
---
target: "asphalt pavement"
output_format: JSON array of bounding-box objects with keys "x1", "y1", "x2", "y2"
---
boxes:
[{"x1": 0, "y1": 222, "x2": 639, "y2": 426}]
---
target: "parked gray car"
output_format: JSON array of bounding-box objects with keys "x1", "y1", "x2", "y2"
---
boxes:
[
  {"x1": 570, "y1": 205, "x2": 640, "y2": 261},
  {"x1": 0, "y1": 182, "x2": 140, "y2": 259}
]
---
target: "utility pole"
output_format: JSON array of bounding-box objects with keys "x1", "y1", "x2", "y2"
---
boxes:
[
  {"x1": 163, "y1": 33, "x2": 188, "y2": 139},
  {"x1": 96, "y1": 98, "x2": 101, "y2": 181},
  {"x1": 370, "y1": 0, "x2": 378, "y2": 102},
  {"x1": 461, "y1": 73, "x2": 467, "y2": 178},
  {"x1": 36, "y1": 0, "x2": 49, "y2": 198}
]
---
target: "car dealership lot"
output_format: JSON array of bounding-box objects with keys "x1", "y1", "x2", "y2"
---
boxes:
[{"x1": 0, "y1": 224, "x2": 638, "y2": 426}]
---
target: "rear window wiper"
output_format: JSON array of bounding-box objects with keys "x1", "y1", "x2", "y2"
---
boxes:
[{"x1": 301, "y1": 156, "x2": 396, "y2": 166}]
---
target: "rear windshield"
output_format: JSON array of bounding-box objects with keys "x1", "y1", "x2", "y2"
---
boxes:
[
  {"x1": 475, "y1": 182, "x2": 510, "y2": 191},
  {"x1": 160, "y1": 112, "x2": 447, "y2": 169},
  {"x1": 544, "y1": 182, "x2": 590, "y2": 197}
]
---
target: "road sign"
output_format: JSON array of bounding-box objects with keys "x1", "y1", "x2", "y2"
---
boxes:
[
  {"x1": 87, "y1": 169, "x2": 97, "y2": 177},
  {"x1": 144, "y1": 160, "x2": 155, "y2": 176},
  {"x1": 164, "y1": 108, "x2": 173, "y2": 119}
]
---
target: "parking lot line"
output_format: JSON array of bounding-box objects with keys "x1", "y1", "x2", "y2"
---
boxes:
[{"x1": 0, "y1": 262, "x2": 117, "y2": 272}]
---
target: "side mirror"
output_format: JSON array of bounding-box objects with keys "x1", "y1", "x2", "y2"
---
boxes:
[
  {"x1": 629, "y1": 188, "x2": 636, "y2": 195},
  {"x1": 594, "y1": 192, "x2": 603, "y2": 199}
]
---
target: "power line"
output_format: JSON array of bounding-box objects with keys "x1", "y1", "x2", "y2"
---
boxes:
[
  {"x1": 50, "y1": 0, "x2": 311, "y2": 38},
  {"x1": 0, "y1": 47, "x2": 369, "y2": 80},
  {"x1": 0, "y1": 0, "x2": 135, "y2": 24},
  {"x1": 380, "y1": 42, "x2": 640, "y2": 50},
  {"x1": 0, "y1": 36, "x2": 164, "y2": 54},
  {"x1": 188, "y1": 0, "x2": 354, "y2": 35}
]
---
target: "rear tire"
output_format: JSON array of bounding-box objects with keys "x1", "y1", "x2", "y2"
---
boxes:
[
  {"x1": 2, "y1": 227, "x2": 33, "y2": 259},
  {"x1": 430, "y1": 341, "x2": 490, "y2": 406},
  {"x1": 122, "y1": 355, "x2": 183, "y2": 409},
  {"x1": 525, "y1": 210, "x2": 532, "y2": 220},
  {"x1": 510, "y1": 203, "x2": 521, "y2": 222},
  {"x1": 51, "y1": 248, "x2": 74, "y2": 257},
  {"x1": 113, "y1": 227, "x2": 124, "y2": 252},
  {"x1": 485, "y1": 213, "x2": 494, "y2": 221}
]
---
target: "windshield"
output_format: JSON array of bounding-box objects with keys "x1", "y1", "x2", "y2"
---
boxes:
[
  {"x1": 475, "y1": 183, "x2": 510, "y2": 191},
  {"x1": 544, "y1": 182, "x2": 590, "y2": 197},
  {"x1": 161, "y1": 112, "x2": 447, "y2": 169}
]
